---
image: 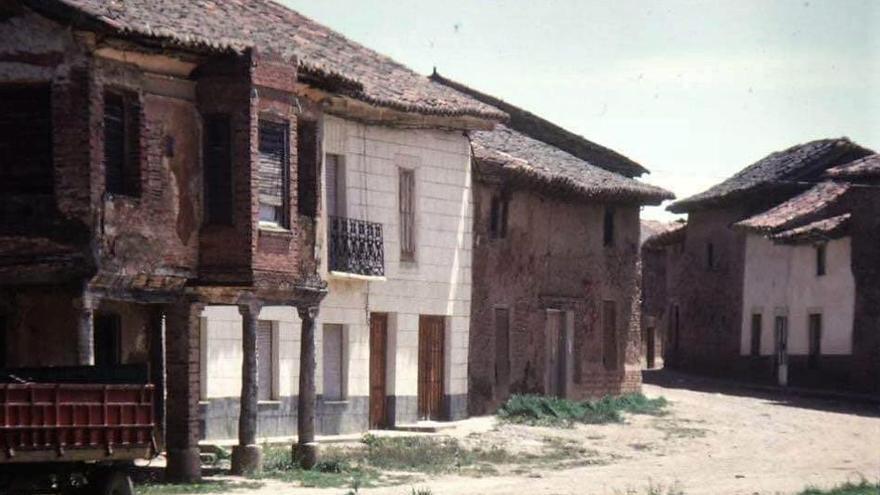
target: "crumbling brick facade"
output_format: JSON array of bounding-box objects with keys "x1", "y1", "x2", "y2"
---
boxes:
[{"x1": 469, "y1": 181, "x2": 644, "y2": 415}]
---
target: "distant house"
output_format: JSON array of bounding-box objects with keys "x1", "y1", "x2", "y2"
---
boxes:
[
  {"x1": 640, "y1": 222, "x2": 685, "y2": 370},
  {"x1": 644, "y1": 140, "x2": 880, "y2": 394},
  {"x1": 432, "y1": 74, "x2": 673, "y2": 414}
]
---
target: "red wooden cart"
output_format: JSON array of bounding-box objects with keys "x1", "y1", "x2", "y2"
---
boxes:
[{"x1": 0, "y1": 380, "x2": 156, "y2": 494}]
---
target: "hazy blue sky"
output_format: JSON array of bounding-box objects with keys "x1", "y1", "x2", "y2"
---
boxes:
[{"x1": 281, "y1": 0, "x2": 879, "y2": 220}]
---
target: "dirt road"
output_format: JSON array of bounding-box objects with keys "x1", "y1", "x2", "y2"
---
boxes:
[{"x1": 152, "y1": 376, "x2": 880, "y2": 495}]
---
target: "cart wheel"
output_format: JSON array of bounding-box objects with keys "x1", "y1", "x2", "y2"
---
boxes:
[{"x1": 95, "y1": 470, "x2": 134, "y2": 495}]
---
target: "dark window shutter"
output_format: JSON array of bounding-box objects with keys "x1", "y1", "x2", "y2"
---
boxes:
[
  {"x1": 203, "y1": 114, "x2": 233, "y2": 225},
  {"x1": 258, "y1": 120, "x2": 289, "y2": 227},
  {"x1": 0, "y1": 85, "x2": 52, "y2": 194},
  {"x1": 104, "y1": 90, "x2": 140, "y2": 196},
  {"x1": 297, "y1": 119, "x2": 318, "y2": 217}
]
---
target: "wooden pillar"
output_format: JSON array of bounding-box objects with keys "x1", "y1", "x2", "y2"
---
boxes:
[
  {"x1": 149, "y1": 306, "x2": 166, "y2": 452},
  {"x1": 73, "y1": 294, "x2": 96, "y2": 366},
  {"x1": 295, "y1": 304, "x2": 319, "y2": 469},
  {"x1": 165, "y1": 299, "x2": 204, "y2": 483},
  {"x1": 231, "y1": 301, "x2": 263, "y2": 475}
]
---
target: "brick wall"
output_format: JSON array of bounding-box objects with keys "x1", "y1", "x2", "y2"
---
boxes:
[{"x1": 469, "y1": 180, "x2": 643, "y2": 415}]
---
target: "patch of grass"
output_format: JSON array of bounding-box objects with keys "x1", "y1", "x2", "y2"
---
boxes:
[
  {"x1": 136, "y1": 480, "x2": 263, "y2": 494},
  {"x1": 497, "y1": 393, "x2": 668, "y2": 426},
  {"x1": 362, "y1": 434, "x2": 512, "y2": 474},
  {"x1": 799, "y1": 481, "x2": 880, "y2": 495},
  {"x1": 255, "y1": 444, "x2": 381, "y2": 489}
]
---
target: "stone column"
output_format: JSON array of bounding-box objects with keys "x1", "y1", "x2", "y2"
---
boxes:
[
  {"x1": 73, "y1": 294, "x2": 96, "y2": 366},
  {"x1": 165, "y1": 299, "x2": 205, "y2": 483},
  {"x1": 231, "y1": 301, "x2": 263, "y2": 475},
  {"x1": 295, "y1": 304, "x2": 319, "y2": 469}
]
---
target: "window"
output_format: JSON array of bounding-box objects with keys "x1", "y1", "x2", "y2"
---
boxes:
[
  {"x1": 325, "y1": 154, "x2": 346, "y2": 217},
  {"x1": 104, "y1": 90, "x2": 141, "y2": 196},
  {"x1": 816, "y1": 244, "x2": 827, "y2": 276},
  {"x1": 494, "y1": 308, "x2": 510, "y2": 388},
  {"x1": 94, "y1": 313, "x2": 122, "y2": 367},
  {"x1": 0, "y1": 85, "x2": 52, "y2": 194},
  {"x1": 399, "y1": 168, "x2": 416, "y2": 261},
  {"x1": 603, "y1": 207, "x2": 615, "y2": 247},
  {"x1": 322, "y1": 324, "x2": 346, "y2": 400},
  {"x1": 602, "y1": 301, "x2": 618, "y2": 371},
  {"x1": 203, "y1": 114, "x2": 233, "y2": 225},
  {"x1": 257, "y1": 320, "x2": 276, "y2": 401},
  {"x1": 808, "y1": 313, "x2": 822, "y2": 369},
  {"x1": 297, "y1": 119, "x2": 319, "y2": 217},
  {"x1": 489, "y1": 194, "x2": 509, "y2": 239},
  {"x1": 707, "y1": 242, "x2": 715, "y2": 269},
  {"x1": 750, "y1": 313, "x2": 762, "y2": 357},
  {"x1": 258, "y1": 119, "x2": 290, "y2": 228}
]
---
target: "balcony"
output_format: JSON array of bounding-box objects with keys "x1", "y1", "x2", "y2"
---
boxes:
[{"x1": 328, "y1": 216, "x2": 385, "y2": 278}]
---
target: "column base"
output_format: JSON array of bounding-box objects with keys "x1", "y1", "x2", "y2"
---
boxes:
[
  {"x1": 231, "y1": 444, "x2": 263, "y2": 476},
  {"x1": 293, "y1": 441, "x2": 319, "y2": 470},
  {"x1": 166, "y1": 447, "x2": 201, "y2": 482}
]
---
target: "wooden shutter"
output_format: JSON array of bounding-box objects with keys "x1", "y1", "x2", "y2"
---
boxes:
[
  {"x1": 322, "y1": 324, "x2": 344, "y2": 400},
  {"x1": 0, "y1": 85, "x2": 52, "y2": 194},
  {"x1": 104, "y1": 90, "x2": 140, "y2": 196},
  {"x1": 603, "y1": 301, "x2": 618, "y2": 371},
  {"x1": 203, "y1": 114, "x2": 233, "y2": 225},
  {"x1": 258, "y1": 120, "x2": 289, "y2": 226},
  {"x1": 257, "y1": 320, "x2": 274, "y2": 401},
  {"x1": 325, "y1": 154, "x2": 345, "y2": 217},
  {"x1": 297, "y1": 120, "x2": 318, "y2": 217},
  {"x1": 399, "y1": 169, "x2": 415, "y2": 260}
]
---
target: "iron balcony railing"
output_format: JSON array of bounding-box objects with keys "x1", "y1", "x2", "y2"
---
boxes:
[{"x1": 328, "y1": 216, "x2": 385, "y2": 277}]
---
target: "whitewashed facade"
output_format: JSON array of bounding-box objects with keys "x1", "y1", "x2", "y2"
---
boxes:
[
  {"x1": 199, "y1": 115, "x2": 473, "y2": 439},
  {"x1": 740, "y1": 234, "x2": 855, "y2": 385}
]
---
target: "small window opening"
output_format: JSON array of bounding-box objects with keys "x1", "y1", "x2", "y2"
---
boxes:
[
  {"x1": 603, "y1": 207, "x2": 615, "y2": 247},
  {"x1": 104, "y1": 90, "x2": 141, "y2": 197},
  {"x1": 816, "y1": 244, "x2": 827, "y2": 276}
]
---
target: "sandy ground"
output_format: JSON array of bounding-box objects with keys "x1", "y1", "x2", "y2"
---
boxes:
[{"x1": 150, "y1": 375, "x2": 880, "y2": 495}]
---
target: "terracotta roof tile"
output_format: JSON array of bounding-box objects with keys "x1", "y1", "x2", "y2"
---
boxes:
[
  {"x1": 472, "y1": 125, "x2": 673, "y2": 204},
  {"x1": 668, "y1": 138, "x2": 872, "y2": 213},
  {"x1": 770, "y1": 213, "x2": 851, "y2": 245},
  {"x1": 825, "y1": 153, "x2": 880, "y2": 179},
  {"x1": 734, "y1": 181, "x2": 851, "y2": 233},
  {"x1": 29, "y1": 0, "x2": 505, "y2": 119}
]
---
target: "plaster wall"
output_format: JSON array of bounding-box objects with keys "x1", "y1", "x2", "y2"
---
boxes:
[{"x1": 740, "y1": 235, "x2": 855, "y2": 356}]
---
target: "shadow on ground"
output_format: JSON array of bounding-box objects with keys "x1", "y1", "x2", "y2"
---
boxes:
[{"x1": 643, "y1": 369, "x2": 880, "y2": 419}]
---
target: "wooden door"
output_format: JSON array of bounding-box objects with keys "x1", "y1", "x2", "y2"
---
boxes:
[
  {"x1": 646, "y1": 327, "x2": 656, "y2": 369},
  {"x1": 418, "y1": 315, "x2": 445, "y2": 420},
  {"x1": 494, "y1": 308, "x2": 511, "y2": 401},
  {"x1": 546, "y1": 310, "x2": 565, "y2": 397},
  {"x1": 369, "y1": 313, "x2": 388, "y2": 428}
]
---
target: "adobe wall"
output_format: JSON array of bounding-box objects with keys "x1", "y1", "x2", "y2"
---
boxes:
[
  {"x1": 469, "y1": 181, "x2": 642, "y2": 415},
  {"x1": 848, "y1": 189, "x2": 880, "y2": 394}
]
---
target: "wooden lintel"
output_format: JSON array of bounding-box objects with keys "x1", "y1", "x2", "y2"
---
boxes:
[{"x1": 94, "y1": 46, "x2": 198, "y2": 78}]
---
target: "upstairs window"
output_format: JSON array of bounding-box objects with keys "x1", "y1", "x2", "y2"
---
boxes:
[
  {"x1": 399, "y1": 168, "x2": 416, "y2": 261},
  {"x1": 0, "y1": 85, "x2": 52, "y2": 194},
  {"x1": 203, "y1": 114, "x2": 233, "y2": 225},
  {"x1": 489, "y1": 194, "x2": 509, "y2": 239},
  {"x1": 104, "y1": 90, "x2": 141, "y2": 197},
  {"x1": 258, "y1": 119, "x2": 290, "y2": 228},
  {"x1": 603, "y1": 207, "x2": 615, "y2": 247},
  {"x1": 297, "y1": 119, "x2": 319, "y2": 217},
  {"x1": 816, "y1": 244, "x2": 827, "y2": 276}
]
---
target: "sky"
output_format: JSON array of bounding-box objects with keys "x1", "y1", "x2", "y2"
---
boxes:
[{"x1": 281, "y1": 0, "x2": 880, "y2": 221}]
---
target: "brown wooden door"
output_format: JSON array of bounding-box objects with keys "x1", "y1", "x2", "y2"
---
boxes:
[
  {"x1": 546, "y1": 310, "x2": 565, "y2": 397},
  {"x1": 418, "y1": 315, "x2": 445, "y2": 420},
  {"x1": 369, "y1": 313, "x2": 388, "y2": 428}
]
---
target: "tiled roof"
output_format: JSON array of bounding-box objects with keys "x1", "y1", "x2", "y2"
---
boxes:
[
  {"x1": 825, "y1": 154, "x2": 880, "y2": 179},
  {"x1": 668, "y1": 138, "x2": 872, "y2": 213},
  {"x1": 734, "y1": 181, "x2": 851, "y2": 233},
  {"x1": 472, "y1": 125, "x2": 673, "y2": 204},
  {"x1": 27, "y1": 0, "x2": 506, "y2": 120},
  {"x1": 770, "y1": 213, "x2": 851, "y2": 245},
  {"x1": 642, "y1": 222, "x2": 687, "y2": 250},
  {"x1": 430, "y1": 71, "x2": 647, "y2": 177}
]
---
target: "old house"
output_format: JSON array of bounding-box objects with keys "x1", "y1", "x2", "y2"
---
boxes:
[
  {"x1": 640, "y1": 222, "x2": 685, "y2": 369},
  {"x1": 430, "y1": 74, "x2": 673, "y2": 414},
  {"x1": 646, "y1": 139, "x2": 879, "y2": 394},
  {"x1": 0, "y1": 0, "x2": 501, "y2": 481}
]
